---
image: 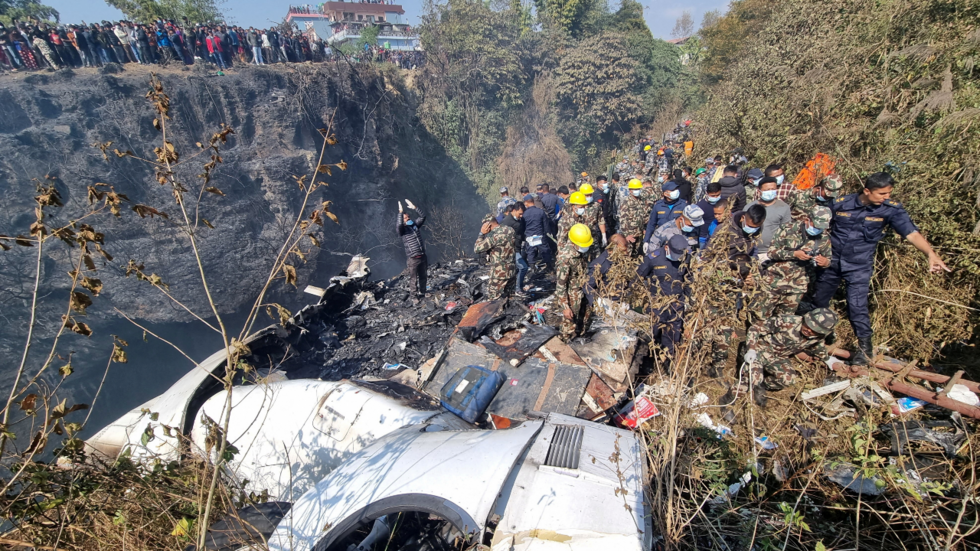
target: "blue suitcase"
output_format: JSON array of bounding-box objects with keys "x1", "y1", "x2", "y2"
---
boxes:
[{"x1": 440, "y1": 365, "x2": 505, "y2": 423}]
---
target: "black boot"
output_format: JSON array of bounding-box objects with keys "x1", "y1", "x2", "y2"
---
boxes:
[
  {"x1": 852, "y1": 337, "x2": 874, "y2": 365},
  {"x1": 752, "y1": 385, "x2": 768, "y2": 408}
]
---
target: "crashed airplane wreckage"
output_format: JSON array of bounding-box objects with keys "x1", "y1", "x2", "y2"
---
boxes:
[{"x1": 86, "y1": 256, "x2": 653, "y2": 551}]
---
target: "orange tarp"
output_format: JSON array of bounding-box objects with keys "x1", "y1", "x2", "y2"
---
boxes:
[{"x1": 793, "y1": 153, "x2": 836, "y2": 190}]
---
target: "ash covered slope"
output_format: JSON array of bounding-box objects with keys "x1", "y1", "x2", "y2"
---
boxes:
[{"x1": 0, "y1": 64, "x2": 482, "y2": 347}]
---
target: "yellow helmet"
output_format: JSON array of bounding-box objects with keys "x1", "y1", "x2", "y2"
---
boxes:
[
  {"x1": 628, "y1": 178, "x2": 643, "y2": 189},
  {"x1": 568, "y1": 224, "x2": 594, "y2": 248},
  {"x1": 579, "y1": 183, "x2": 595, "y2": 194},
  {"x1": 569, "y1": 191, "x2": 588, "y2": 205},
  {"x1": 644, "y1": 145, "x2": 652, "y2": 151}
]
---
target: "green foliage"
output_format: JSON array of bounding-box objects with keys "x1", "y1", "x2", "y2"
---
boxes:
[
  {"x1": 0, "y1": 0, "x2": 58, "y2": 23},
  {"x1": 103, "y1": 0, "x2": 225, "y2": 24},
  {"x1": 534, "y1": 0, "x2": 602, "y2": 36}
]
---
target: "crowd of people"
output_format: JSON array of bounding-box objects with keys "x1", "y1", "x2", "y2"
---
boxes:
[
  {"x1": 0, "y1": 17, "x2": 424, "y2": 74},
  {"x1": 398, "y1": 126, "x2": 951, "y2": 407}
]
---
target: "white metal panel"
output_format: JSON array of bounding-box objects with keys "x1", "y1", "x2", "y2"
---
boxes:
[
  {"x1": 190, "y1": 380, "x2": 443, "y2": 500},
  {"x1": 490, "y1": 414, "x2": 650, "y2": 551},
  {"x1": 268, "y1": 421, "x2": 543, "y2": 551}
]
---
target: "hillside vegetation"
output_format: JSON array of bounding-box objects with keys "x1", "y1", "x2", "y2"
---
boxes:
[{"x1": 695, "y1": 0, "x2": 980, "y2": 362}]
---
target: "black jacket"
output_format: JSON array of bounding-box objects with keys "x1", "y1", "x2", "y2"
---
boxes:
[
  {"x1": 522, "y1": 206, "x2": 549, "y2": 238},
  {"x1": 397, "y1": 207, "x2": 426, "y2": 258},
  {"x1": 500, "y1": 213, "x2": 525, "y2": 252},
  {"x1": 718, "y1": 176, "x2": 747, "y2": 212}
]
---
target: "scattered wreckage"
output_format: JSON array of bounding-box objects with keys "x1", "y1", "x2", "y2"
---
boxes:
[{"x1": 86, "y1": 256, "x2": 652, "y2": 550}]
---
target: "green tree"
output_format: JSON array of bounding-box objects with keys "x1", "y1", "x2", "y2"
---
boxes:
[
  {"x1": 0, "y1": 0, "x2": 59, "y2": 23},
  {"x1": 103, "y1": 0, "x2": 225, "y2": 24},
  {"x1": 534, "y1": 0, "x2": 603, "y2": 36}
]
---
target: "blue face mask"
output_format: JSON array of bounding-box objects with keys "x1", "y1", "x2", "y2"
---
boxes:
[
  {"x1": 775, "y1": 175, "x2": 785, "y2": 185},
  {"x1": 742, "y1": 224, "x2": 759, "y2": 235},
  {"x1": 806, "y1": 225, "x2": 823, "y2": 236},
  {"x1": 707, "y1": 195, "x2": 721, "y2": 204},
  {"x1": 601, "y1": 184, "x2": 610, "y2": 192},
  {"x1": 681, "y1": 224, "x2": 694, "y2": 233},
  {"x1": 575, "y1": 207, "x2": 585, "y2": 216},
  {"x1": 586, "y1": 195, "x2": 594, "y2": 203},
  {"x1": 816, "y1": 194, "x2": 828, "y2": 202},
  {"x1": 577, "y1": 246, "x2": 590, "y2": 254},
  {"x1": 632, "y1": 190, "x2": 642, "y2": 197},
  {"x1": 760, "y1": 190, "x2": 778, "y2": 202},
  {"x1": 406, "y1": 220, "x2": 414, "y2": 226}
]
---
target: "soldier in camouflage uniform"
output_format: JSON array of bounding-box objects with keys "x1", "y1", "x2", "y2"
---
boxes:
[
  {"x1": 555, "y1": 224, "x2": 594, "y2": 341},
  {"x1": 618, "y1": 179, "x2": 656, "y2": 255},
  {"x1": 474, "y1": 214, "x2": 516, "y2": 301},
  {"x1": 759, "y1": 206, "x2": 832, "y2": 317},
  {"x1": 744, "y1": 308, "x2": 838, "y2": 406},
  {"x1": 558, "y1": 191, "x2": 604, "y2": 259},
  {"x1": 789, "y1": 174, "x2": 844, "y2": 220}
]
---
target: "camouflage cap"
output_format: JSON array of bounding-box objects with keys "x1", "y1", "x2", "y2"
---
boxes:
[
  {"x1": 821, "y1": 174, "x2": 844, "y2": 194},
  {"x1": 803, "y1": 308, "x2": 838, "y2": 336},
  {"x1": 481, "y1": 214, "x2": 495, "y2": 225},
  {"x1": 810, "y1": 206, "x2": 831, "y2": 229}
]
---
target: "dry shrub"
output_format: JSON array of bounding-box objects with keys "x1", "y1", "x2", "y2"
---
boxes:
[{"x1": 496, "y1": 74, "x2": 574, "y2": 188}]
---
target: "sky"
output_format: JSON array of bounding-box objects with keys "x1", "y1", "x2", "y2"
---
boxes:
[{"x1": 47, "y1": 0, "x2": 728, "y2": 39}]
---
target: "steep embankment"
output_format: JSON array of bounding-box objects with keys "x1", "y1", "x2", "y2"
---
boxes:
[
  {"x1": 0, "y1": 63, "x2": 482, "y2": 426},
  {"x1": 694, "y1": 0, "x2": 980, "y2": 361}
]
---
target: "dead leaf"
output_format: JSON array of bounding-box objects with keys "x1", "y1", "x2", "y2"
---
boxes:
[
  {"x1": 202, "y1": 218, "x2": 215, "y2": 229},
  {"x1": 282, "y1": 264, "x2": 297, "y2": 287},
  {"x1": 70, "y1": 291, "x2": 93, "y2": 315},
  {"x1": 317, "y1": 164, "x2": 332, "y2": 175},
  {"x1": 326, "y1": 135, "x2": 338, "y2": 145},
  {"x1": 112, "y1": 344, "x2": 128, "y2": 363},
  {"x1": 81, "y1": 276, "x2": 103, "y2": 296},
  {"x1": 132, "y1": 204, "x2": 170, "y2": 219},
  {"x1": 19, "y1": 394, "x2": 37, "y2": 412},
  {"x1": 205, "y1": 187, "x2": 225, "y2": 196}
]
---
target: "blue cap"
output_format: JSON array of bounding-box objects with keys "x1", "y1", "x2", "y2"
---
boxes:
[{"x1": 662, "y1": 181, "x2": 679, "y2": 191}]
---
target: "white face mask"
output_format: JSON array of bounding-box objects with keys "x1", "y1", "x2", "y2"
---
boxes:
[
  {"x1": 601, "y1": 184, "x2": 609, "y2": 192},
  {"x1": 707, "y1": 195, "x2": 721, "y2": 204},
  {"x1": 658, "y1": 176, "x2": 666, "y2": 183},
  {"x1": 775, "y1": 175, "x2": 785, "y2": 185},
  {"x1": 586, "y1": 195, "x2": 594, "y2": 203},
  {"x1": 575, "y1": 207, "x2": 585, "y2": 216},
  {"x1": 577, "y1": 246, "x2": 590, "y2": 254},
  {"x1": 742, "y1": 224, "x2": 759, "y2": 234},
  {"x1": 666, "y1": 190, "x2": 680, "y2": 201},
  {"x1": 632, "y1": 189, "x2": 642, "y2": 197},
  {"x1": 760, "y1": 189, "x2": 777, "y2": 202}
]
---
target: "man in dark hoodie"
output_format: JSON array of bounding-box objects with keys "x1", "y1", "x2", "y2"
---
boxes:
[
  {"x1": 717, "y1": 164, "x2": 747, "y2": 212},
  {"x1": 672, "y1": 167, "x2": 694, "y2": 204},
  {"x1": 397, "y1": 199, "x2": 427, "y2": 301}
]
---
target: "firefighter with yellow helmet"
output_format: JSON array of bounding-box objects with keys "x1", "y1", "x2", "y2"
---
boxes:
[{"x1": 555, "y1": 224, "x2": 594, "y2": 341}]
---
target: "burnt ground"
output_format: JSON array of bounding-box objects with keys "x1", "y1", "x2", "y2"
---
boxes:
[{"x1": 248, "y1": 258, "x2": 558, "y2": 383}]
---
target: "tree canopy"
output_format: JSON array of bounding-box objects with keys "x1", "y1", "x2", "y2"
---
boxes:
[
  {"x1": 0, "y1": 0, "x2": 59, "y2": 23},
  {"x1": 103, "y1": 0, "x2": 225, "y2": 24}
]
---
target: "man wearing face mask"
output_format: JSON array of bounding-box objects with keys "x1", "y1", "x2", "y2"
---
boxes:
[
  {"x1": 743, "y1": 168, "x2": 764, "y2": 203},
  {"x1": 696, "y1": 181, "x2": 723, "y2": 247},
  {"x1": 397, "y1": 200, "x2": 427, "y2": 301},
  {"x1": 558, "y1": 191, "x2": 603, "y2": 257},
  {"x1": 704, "y1": 204, "x2": 767, "y2": 267},
  {"x1": 758, "y1": 206, "x2": 832, "y2": 318},
  {"x1": 648, "y1": 204, "x2": 705, "y2": 252},
  {"x1": 643, "y1": 181, "x2": 687, "y2": 253},
  {"x1": 790, "y1": 173, "x2": 844, "y2": 220},
  {"x1": 766, "y1": 163, "x2": 797, "y2": 203},
  {"x1": 555, "y1": 224, "x2": 594, "y2": 341},
  {"x1": 810, "y1": 172, "x2": 950, "y2": 364},
  {"x1": 596, "y1": 174, "x2": 619, "y2": 237},
  {"x1": 637, "y1": 234, "x2": 691, "y2": 360},
  {"x1": 747, "y1": 177, "x2": 793, "y2": 262},
  {"x1": 500, "y1": 203, "x2": 528, "y2": 296},
  {"x1": 618, "y1": 179, "x2": 654, "y2": 255}
]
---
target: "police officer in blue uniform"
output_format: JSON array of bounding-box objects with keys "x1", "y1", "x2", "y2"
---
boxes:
[
  {"x1": 643, "y1": 180, "x2": 688, "y2": 252},
  {"x1": 811, "y1": 172, "x2": 949, "y2": 364},
  {"x1": 637, "y1": 234, "x2": 691, "y2": 360}
]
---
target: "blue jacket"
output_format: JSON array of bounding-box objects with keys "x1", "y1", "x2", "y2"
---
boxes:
[
  {"x1": 523, "y1": 205, "x2": 550, "y2": 238},
  {"x1": 644, "y1": 198, "x2": 687, "y2": 243},
  {"x1": 829, "y1": 194, "x2": 917, "y2": 269}
]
